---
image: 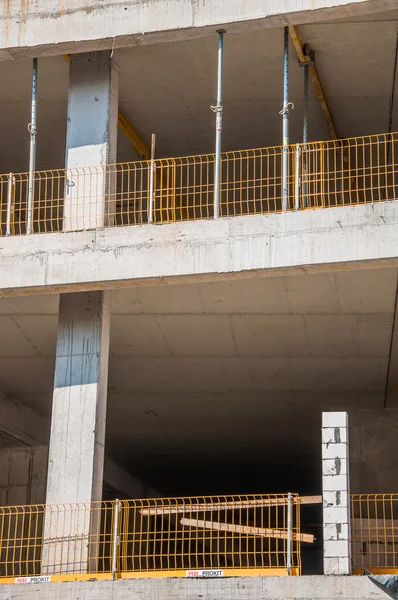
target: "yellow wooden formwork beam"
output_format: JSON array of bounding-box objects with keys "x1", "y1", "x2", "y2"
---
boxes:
[
  {"x1": 289, "y1": 25, "x2": 338, "y2": 140},
  {"x1": 63, "y1": 54, "x2": 150, "y2": 158},
  {"x1": 181, "y1": 518, "x2": 315, "y2": 544},
  {"x1": 141, "y1": 496, "x2": 322, "y2": 516}
]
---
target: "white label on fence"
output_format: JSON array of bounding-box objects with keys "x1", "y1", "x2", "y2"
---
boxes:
[
  {"x1": 15, "y1": 576, "x2": 51, "y2": 584},
  {"x1": 186, "y1": 570, "x2": 223, "y2": 578}
]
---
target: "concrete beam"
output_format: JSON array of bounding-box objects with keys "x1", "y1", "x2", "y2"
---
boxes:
[
  {"x1": 0, "y1": 575, "x2": 387, "y2": 600},
  {"x1": 0, "y1": 202, "x2": 398, "y2": 296},
  {"x1": 0, "y1": 0, "x2": 396, "y2": 60}
]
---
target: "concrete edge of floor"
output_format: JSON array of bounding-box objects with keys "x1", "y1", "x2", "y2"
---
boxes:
[
  {"x1": 2, "y1": 0, "x2": 396, "y2": 60},
  {"x1": 0, "y1": 576, "x2": 387, "y2": 600},
  {"x1": 0, "y1": 200, "x2": 398, "y2": 296}
]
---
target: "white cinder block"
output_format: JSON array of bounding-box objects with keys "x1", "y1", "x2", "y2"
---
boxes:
[
  {"x1": 323, "y1": 474, "x2": 349, "y2": 491},
  {"x1": 322, "y1": 412, "x2": 348, "y2": 428},
  {"x1": 323, "y1": 506, "x2": 350, "y2": 524},
  {"x1": 323, "y1": 490, "x2": 349, "y2": 508},
  {"x1": 324, "y1": 523, "x2": 350, "y2": 541},
  {"x1": 322, "y1": 427, "x2": 347, "y2": 444},
  {"x1": 324, "y1": 556, "x2": 351, "y2": 575},
  {"x1": 324, "y1": 557, "x2": 339, "y2": 575},
  {"x1": 323, "y1": 458, "x2": 348, "y2": 476},
  {"x1": 322, "y1": 443, "x2": 348, "y2": 460},
  {"x1": 324, "y1": 539, "x2": 350, "y2": 558}
]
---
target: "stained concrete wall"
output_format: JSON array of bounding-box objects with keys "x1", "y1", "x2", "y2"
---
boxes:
[
  {"x1": 0, "y1": 446, "x2": 159, "y2": 505},
  {"x1": 0, "y1": 0, "x2": 395, "y2": 60},
  {"x1": 350, "y1": 411, "x2": 398, "y2": 494},
  {"x1": 0, "y1": 446, "x2": 47, "y2": 506},
  {"x1": 0, "y1": 575, "x2": 387, "y2": 600}
]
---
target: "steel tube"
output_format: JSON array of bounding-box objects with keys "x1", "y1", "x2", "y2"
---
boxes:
[
  {"x1": 112, "y1": 500, "x2": 120, "y2": 580},
  {"x1": 282, "y1": 27, "x2": 289, "y2": 211},
  {"x1": 148, "y1": 133, "x2": 156, "y2": 223},
  {"x1": 6, "y1": 173, "x2": 14, "y2": 237},
  {"x1": 27, "y1": 58, "x2": 38, "y2": 235},
  {"x1": 213, "y1": 30, "x2": 225, "y2": 219},
  {"x1": 303, "y1": 65, "x2": 309, "y2": 145},
  {"x1": 295, "y1": 145, "x2": 301, "y2": 210},
  {"x1": 287, "y1": 492, "x2": 292, "y2": 575},
  {"x1": 303, "y1": 62, "x2": 309, "y2": 207}
]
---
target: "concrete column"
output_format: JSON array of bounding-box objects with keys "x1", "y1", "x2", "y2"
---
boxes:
[
  {"x1": 44, "y1": 291, "x2": 110, "y2": 573},
  {"x1": 63, "y1": 51, "x2": 119, "y2": 231},
  {"x1": 46, "y1": 292, "x2": 110, "y2": 504},
  {"x1": 322, "y1": 412, "x2": 351, "y2": 575}
]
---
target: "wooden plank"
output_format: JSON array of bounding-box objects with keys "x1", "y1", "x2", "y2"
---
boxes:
[
  {"x1": 180, "y1": 518, "x2": 314, "y2": 544},
  {"x1": 141, "y1": 496, "x2": 322, "y2": 516},
  {"x1": 299, "y1": 495, "x2": 322, "y2": 505}
]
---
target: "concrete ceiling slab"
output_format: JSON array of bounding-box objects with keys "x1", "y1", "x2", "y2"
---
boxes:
[
  {"x1": 0, "y1": 13, "x2": 397, "y2": 174},
  {"x1": 0, "y1": 267, "x2": 394, "y2": 469},
  {"x1": 111, "y1": 269, "x2": 397, "y2": 315}
]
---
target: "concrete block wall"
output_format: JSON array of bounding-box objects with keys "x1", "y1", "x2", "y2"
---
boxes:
[{"x1": 322, "y1": 412, "x2": 351, "y2": 575}]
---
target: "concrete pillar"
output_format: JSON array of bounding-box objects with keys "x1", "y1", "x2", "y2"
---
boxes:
[
  {"x1": 322, "y1": 412, "x2": 351, "y2": 575},
  {"x1": 46, "y1": 292, "x2": 110, "y2": 504},
  {"x1": 63, "y1": 51, "x2": 119, "y2": 231},
  {"x1": 44, "y1": 291, "x2": 110, "y2": 573}
]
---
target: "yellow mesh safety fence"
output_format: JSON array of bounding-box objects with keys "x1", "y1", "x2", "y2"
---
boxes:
[
  {"x1": 0, "y1": 494, "x2": 306, "y2": 582},
  {"x1": 0, "y1": 132, "x2": 397, "y2": 236}
]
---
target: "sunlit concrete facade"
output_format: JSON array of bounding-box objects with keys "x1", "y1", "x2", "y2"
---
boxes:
[{"x1": 0, "y1": 0, "x2": 397, "y2": 596}]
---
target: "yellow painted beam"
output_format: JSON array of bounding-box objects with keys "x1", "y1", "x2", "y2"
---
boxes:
[
  {"x1": 289, "y1": 25, "x2": 338, "y2": 140},
  {"x1": 117, "y1": 110, "x2": 150, "y2": 159},
  {"x1": 63, "y1": 54, "x2": 150, "y2": 158}
]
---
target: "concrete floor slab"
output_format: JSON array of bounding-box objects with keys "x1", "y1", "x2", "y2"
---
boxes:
[{"x1": 0, "y1": 575, "x2": 387, "y2": 600}]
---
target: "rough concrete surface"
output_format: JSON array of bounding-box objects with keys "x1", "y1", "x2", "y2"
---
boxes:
[
  {"x1": 1, "y1": 0, "x2": 396, "y2": 59},
  {"x1": 0, "y1": 202, "x2": 397, "y2": 296},
  {"x1": 0, "y1": 575, "x2": 387, "y2": 600}
]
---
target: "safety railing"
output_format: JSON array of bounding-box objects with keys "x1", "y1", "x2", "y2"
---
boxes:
[
  {"x1": 0, "y1": 131, "x2": 396, "y2": 236},
  {"x1": 351, "y1": 494, "x2": 398, "y2": 575},
  {"x1": 0, "y1": 493, "x2": 313, "y2": 582}
]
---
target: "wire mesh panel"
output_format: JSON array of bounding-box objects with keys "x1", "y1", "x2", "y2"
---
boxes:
[
  {"x1": 118, "y1": 494, "x2": 304, "y2": 576},
  {"x1": 351, "y1": 494, "x2": 398, "y2": 574},
  {"x1": 0, "y1": 494, "x2": 307, "y2": 581},
  {"x1": 1, "y1": 132, "x2": 396, "y2": 236}
]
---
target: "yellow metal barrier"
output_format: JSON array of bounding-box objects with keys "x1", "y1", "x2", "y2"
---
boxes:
[
  {"x1": 1, "y1": 131, "x2": 397, "y2": 236},
  {"x1": 0, "y1": 494, "x2": 308, "y2": 582},
  {"x1": 351, "y1": 494, "x2": 398, "y2": 575}
]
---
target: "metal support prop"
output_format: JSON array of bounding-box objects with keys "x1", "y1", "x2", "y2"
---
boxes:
[
  {"x1": 303, "y1": 61, "x2": 309, "y2": 145},
  {"x1": 112, "y1": 499, "x2": 120, "y2": 580},
  {"x1": 287, "y1": 492, "x2": 292, "y2": 575},
  {"x1": 148, "y1": 133, "x2": 156, "y2": 224},
  {"x1": 281, "y1": 27, "x2": 291, "y2": 212},
  {"x1": 212, "y1": 30, "x2": 225, "y2": 219},
  {"x1": 27, "y1": 58, "x2": 38, "y2": 235},
  {"x1": 295, "y1": 145, "x2": 301, "y2": 210},
  {"x1": 6, "y1": 173, "x2": 14, "y2": 236},
  {"x1": 302, "y1": 61, "x2": 309, "y2": 207}
]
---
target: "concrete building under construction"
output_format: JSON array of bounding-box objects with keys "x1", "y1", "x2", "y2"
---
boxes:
[{"x1": 0, "y1": 0, "x2": 398, "y2": 598}]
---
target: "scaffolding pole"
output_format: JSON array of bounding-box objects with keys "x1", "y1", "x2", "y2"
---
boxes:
[
  {"x1": 212, "y1": 30, "x2": 225, "y2": 219},
  {"x1": 148, "y1": 133, "x2": 156, "y2": 224},
  {"x1": 281, "y1": 27, "x2": 292, "y2": 212},
  {"x1": 302, "y1": 52, "x2": 310, "y2": 208},
  {"x1": 27, "y1": 58, "x2": 38, "y2": 235},
  {"x1": 287, "y1": 492, "x2": 292, "y2": 575}
]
